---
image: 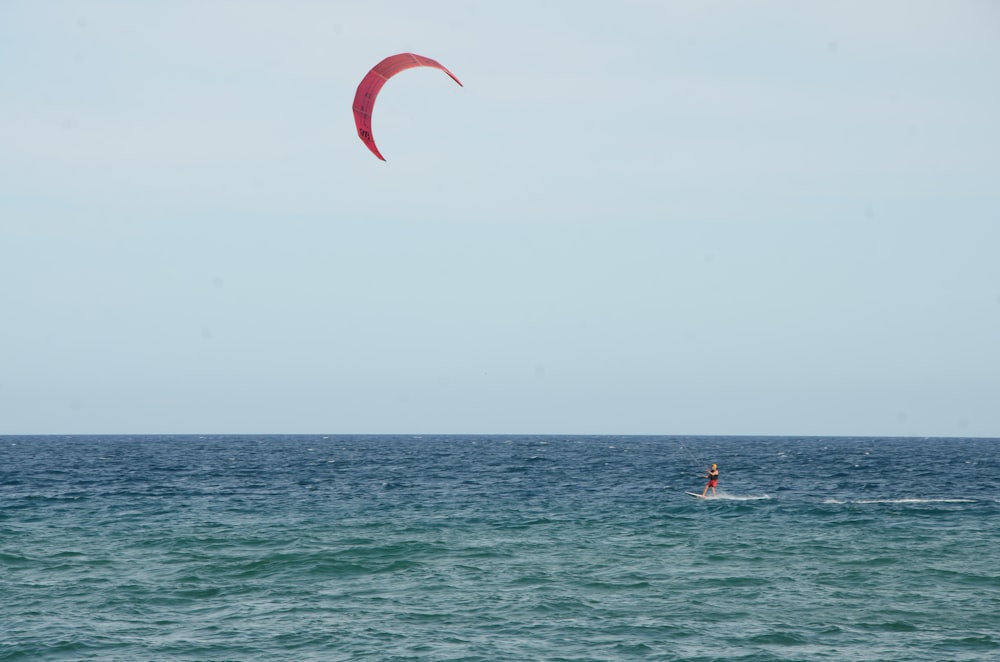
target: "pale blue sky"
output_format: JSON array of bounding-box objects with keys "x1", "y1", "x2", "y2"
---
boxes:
[{"x1": 2, "y1": 1, "x2": 998, "y2": 436}]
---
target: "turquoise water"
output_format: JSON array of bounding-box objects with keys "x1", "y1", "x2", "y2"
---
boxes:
[{"x1": 2, "y1": 435, "x2": 998, "y2": 661}]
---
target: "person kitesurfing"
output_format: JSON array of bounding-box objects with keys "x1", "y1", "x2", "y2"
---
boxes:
[{"x1": 701, "y1": 464, "x2": 719, "y2": 497}]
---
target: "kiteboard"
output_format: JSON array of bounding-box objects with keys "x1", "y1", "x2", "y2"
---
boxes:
[{"x1": 685, "y1": 492, "x2": 709, "y2": 499}]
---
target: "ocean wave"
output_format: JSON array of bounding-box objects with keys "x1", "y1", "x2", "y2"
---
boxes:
[
  {"x1": 854, "y1": 497, "x2": 978, "y2": 504},
  {"x1": 707, "y1": 493, "x2": 772, "y2": 501}
]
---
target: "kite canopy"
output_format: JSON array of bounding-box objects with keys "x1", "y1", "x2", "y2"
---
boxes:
[{"x1": 352, "y1": 52, "x2": 463, "y2": 161}]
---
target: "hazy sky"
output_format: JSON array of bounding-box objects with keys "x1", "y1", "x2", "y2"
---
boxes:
[{"x1": 2, "y1": 1, "x2": 999, "y2": 436}]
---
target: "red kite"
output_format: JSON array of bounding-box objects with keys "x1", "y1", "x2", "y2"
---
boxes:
[{"x1": 353, "y1": 53, "x2": 462, "y2": 161}]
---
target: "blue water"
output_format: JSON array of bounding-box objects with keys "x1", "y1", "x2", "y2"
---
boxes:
[{"x1": 2, "y1": 435, "x2": 998, "y2": 661}]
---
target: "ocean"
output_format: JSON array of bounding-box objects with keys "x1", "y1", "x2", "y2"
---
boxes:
[{"x1": 1, "y1": 435, "x2": 998, "y2": 661}]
